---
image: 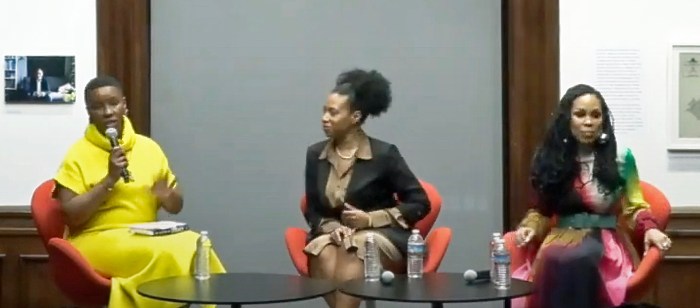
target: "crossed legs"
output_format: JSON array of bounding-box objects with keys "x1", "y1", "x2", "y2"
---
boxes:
[{"x1": 309, "y1": 245, "x2": 403, "y2": 308}]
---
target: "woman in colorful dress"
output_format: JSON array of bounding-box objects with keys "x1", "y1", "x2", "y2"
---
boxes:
[{"x1": 513, "y1": 84, "x2": 672, "y2": 308}]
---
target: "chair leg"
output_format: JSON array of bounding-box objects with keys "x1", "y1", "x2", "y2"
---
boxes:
[{"x1": 365, "y1": 299, "x2": 376, "y2": 308}]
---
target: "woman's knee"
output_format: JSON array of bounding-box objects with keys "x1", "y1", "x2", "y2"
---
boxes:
[
  {"x1": 335, "y1": 248, "x2": 363, "y2": 264},
  {"x1": 335, "y1": 247, "x2": 403, "y2": 273},
  {"x1": 317, "y1": 245, "x2": 339, "y2": 263},
  {"x1": 309, "y1": 245, "x2": 339, "y2": 273},
  {"x1": 333, "y1": 250, "x2": 364, "y2": 280}
]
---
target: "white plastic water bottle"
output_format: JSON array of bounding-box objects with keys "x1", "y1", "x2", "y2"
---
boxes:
[
  {"x1": 407, "y1": 229, "x2": 425, "y2": 279},
  {"x1": 194, "y1": 230, "x2": 212, "y2": 280},
  {"x1": 490, "y1": 232, "x2": 502, "y2": 284},
  {"x1": 492, "y1": 238, "x2": 511, "y2": 289},
  {"x1": 364, "y1": 233, "x2": 381, "y2": 281}
]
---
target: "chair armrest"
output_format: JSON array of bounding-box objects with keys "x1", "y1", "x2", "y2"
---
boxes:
[
  {"x1": 423, "y1": 227, "x2": 452, "y2": 273},
  {"x1": 284, "y1": 227, "x2": 310, "y2": 276},
  {"x1": 47, "y1": 238, "x2": 111, "y2": 305},
  {"x1": 626, "y1": 246, "x2": 663, "y2": 301},
  {"x1": 504, "y1": 231, "x2": 534, "y2": 271}
]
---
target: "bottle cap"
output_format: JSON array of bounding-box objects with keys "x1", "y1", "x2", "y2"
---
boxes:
[
  {"x1": 201, "y1": 230, "x2": 208, "y2": 235},
  {"x1": 412, "y1": 229, "x2": 420, "y2": 234}
]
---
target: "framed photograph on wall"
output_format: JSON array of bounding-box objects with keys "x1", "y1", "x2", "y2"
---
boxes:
[
  {"x1": 668, "y1": 45, "x2": 700, "y2": 151},
  {"x1": 4, "y1": 55, "x2": 76, "y2": 105}
]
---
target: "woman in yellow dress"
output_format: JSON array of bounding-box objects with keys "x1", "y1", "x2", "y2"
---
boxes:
[{"x1": 53, "y1": 76, "x2": 226, "y2": 307}]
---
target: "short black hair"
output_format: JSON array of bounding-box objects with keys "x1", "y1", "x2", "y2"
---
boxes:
[
  {"x1": 84, "y1": 75, "x2": 123, "y2": 102},
  {"x1": 332, "y1": 69, "x2": 392, "y2": 122}
]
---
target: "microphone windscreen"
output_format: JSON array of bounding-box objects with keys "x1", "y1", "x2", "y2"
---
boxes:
[
  {"x1": 463, "y1": 269, "x2": 478, "y2": 281},
  {"x1": 105, "y1": 127, "x2": 120, "y2": 148},
  {"x1": 105, "y1": 127, "x2": 118, "y2": 138},
  {"x1": 380, "y1": 270, "x2": 394, "y2": 284}
]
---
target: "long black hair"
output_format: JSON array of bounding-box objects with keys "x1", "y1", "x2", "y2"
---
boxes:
[{"x1": 530, "y1": 84, "x2": 624, "y2": 215}]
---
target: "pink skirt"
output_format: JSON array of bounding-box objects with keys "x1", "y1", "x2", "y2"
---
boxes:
[{"x1": 511, "y1": 229, "x2": 634, "y2": 308}]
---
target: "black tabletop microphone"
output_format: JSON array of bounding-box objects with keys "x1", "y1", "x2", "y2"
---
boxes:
[{"x1": 105, "y1": 127, "x2": 132, "y2": 183}]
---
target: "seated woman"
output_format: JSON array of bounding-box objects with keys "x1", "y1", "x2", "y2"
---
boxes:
[
  {"x1": 53, "y1": 76, "x2": 226, "y2": 307},
  {"x1": 304, "y1": 69, "x2": 430, "y2": 308},
  {"x1": 512, "y1": 84, "x2": 672, "y2": 308}
]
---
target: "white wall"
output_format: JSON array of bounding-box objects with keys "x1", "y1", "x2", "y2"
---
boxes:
[
  {"x1": 0, "y1": 0, "x2": 96, "y2": 205},
  {"x1": 560, "y1": 0, "x2": 700, "y2": 207}
]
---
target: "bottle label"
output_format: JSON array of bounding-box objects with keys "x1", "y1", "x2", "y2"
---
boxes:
[
  {"x1": 494, "y1": 254, "x2": 510, "y2": 264},
  {"x1": 407, "y1": 243, "x2": 425, "y2": 254}
]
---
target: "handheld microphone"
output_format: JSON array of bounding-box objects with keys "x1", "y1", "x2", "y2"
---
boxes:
[{"x1": 105, "y1": 127, "x2": 132, "y2": 183}]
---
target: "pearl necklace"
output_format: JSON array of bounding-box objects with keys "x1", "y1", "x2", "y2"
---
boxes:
[{"x1": 335, "y1": 147, "x2": 357, "y2": 160}]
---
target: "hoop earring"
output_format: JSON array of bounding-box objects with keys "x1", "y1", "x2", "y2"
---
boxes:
[{"x1": 598, "y1": 133, "x2": 608, "y2": 144}]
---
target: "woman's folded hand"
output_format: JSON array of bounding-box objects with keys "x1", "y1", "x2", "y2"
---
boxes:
[
  {"x1": 330, "y1": 226, "x2": 355, "y2": 245},
  {"x1": 341, "y1": 203, "x2": 371, "y2": 229}
]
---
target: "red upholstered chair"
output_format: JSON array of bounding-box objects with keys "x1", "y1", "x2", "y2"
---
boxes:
[
  {"x1": 284, "y1": 179, "x2": 452, "y2": 276},
  {"x1": 503, "y1": 180, "x2": 671, "y2": 302},
  {"x1": 30, "y1": 179, "x2": 111, "y2": 306}
]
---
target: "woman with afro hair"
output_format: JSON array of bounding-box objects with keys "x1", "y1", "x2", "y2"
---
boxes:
[
  {"x1": 302, "y1": 69, "x2": 430, "y2": 308},
  {"x1": 512, "y1": 84, "x2": 672, "y2": 308}
]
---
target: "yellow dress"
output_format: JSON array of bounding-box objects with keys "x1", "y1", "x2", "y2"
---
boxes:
[{"x1": 54, "y1": 117, "x2": 226, "y2": 307}]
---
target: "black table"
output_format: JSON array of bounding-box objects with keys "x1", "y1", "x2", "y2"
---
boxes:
[
  {"x1": 339, "y1": 272, "x2": 534, "y2": 308},
  {"x1": 137, "y1": 273, "x2": 335, "y2": 307}
]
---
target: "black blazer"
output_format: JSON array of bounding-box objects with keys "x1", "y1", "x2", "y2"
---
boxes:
[{"x1": 304, "y1": 137, "x2": 430, "y2": 255}]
